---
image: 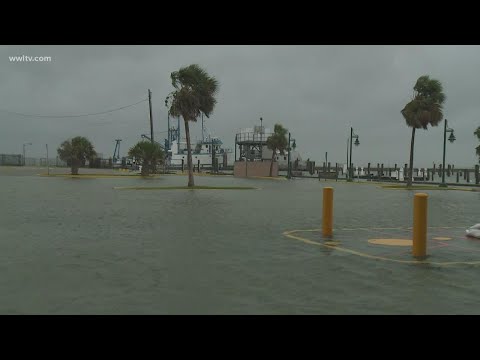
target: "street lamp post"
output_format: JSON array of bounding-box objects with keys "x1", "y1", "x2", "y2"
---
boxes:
[
  {"x1": 440, "y1": 119, "x2": 456, "y2": 187},
  {"x1": 286, "y1": 132, "x2": 296, "y2": 179},
  {"x1": 164, "y1": 97, "x2": 170, "y2": 148},
  {"x1": 346, "y1": 137, "x2": 349, "y2": 179},
  {"x1": 260, "y1": 117, "x2": 263, "y2": 161},
  {"x1": 23, "y1": 142, "x2": 32, "y2": 166},
  {"x1": 348, "y1": 127, "x2": 359, "y2": 182}
]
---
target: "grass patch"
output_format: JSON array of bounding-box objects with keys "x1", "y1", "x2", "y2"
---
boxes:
[
  {"x1": 114, "y1": 185, "x2": 258, "y2": 190},
  {"x1": 251, "y1": 176, "x2": 287, "y2": 181},
  {"x1": 39, "y1": 173, "x2": 151, "y2": 178},
  {"x1": 163, "y1": 173, "x2": 233, "y2": 177}
]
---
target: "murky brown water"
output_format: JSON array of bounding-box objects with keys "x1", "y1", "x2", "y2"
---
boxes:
[{"x1": 1, "y1": 167, "x2": 479, "y2": 314}]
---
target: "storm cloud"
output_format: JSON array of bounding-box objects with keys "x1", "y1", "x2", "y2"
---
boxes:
[{"x1": 1, "y1": 45, "x2": 479, "y2": 167}]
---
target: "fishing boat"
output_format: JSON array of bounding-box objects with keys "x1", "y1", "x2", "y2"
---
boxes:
[
  {"x1": 165, "y1": 115, "x2": 232, "y2": 169},
  {"x1": 167, "y1": 136, "x2": 231, "y2": 168}
]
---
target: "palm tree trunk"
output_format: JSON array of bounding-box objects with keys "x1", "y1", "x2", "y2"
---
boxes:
[
  {"x1": 141, "y1": 161, "x2": 149, "y2": 176},
  {"x1": 184, "y1": 119, "x2": 194, "y2": 187},
  {"x1": 270, "y1": 151, "x2": 275, "y2": 177},
  {"x1": 407, "y1": 127, "x2": 416, "y2": 187},
  {"x1": 71, "y1": 158, "x2": 79, "y2": 175}
]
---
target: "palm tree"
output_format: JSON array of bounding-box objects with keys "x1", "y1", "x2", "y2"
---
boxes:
[
  {"x1": 128, "y1": 140, "x2": 164, "y2": 176},
  {"x1": 57, "y1": 136, "x2": 96, "y2": 175},
  {"x1": 401, "y1": 75, "x2": 446, "y2": 187},
  {"x1": 475, "y1": 126, "x2": 480, "y2": 162},
  {"x1": 165, "y1": 64, "x2": 219, "y2": 187},
  {"x1": 266, "y1": 124, "x2": 288, "y2": 177}
]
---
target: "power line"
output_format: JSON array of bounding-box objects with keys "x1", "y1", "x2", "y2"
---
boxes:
[{"x1": 0, "y1": 98, "x2": 148, "y2": 119}]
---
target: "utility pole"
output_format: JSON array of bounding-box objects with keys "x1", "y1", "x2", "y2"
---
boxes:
[
  {"x1": 148, "y1": 89, "x2": 154, "y2": 143},
  {"x1": 349, "y1": 127, "x2": 353, "y2": 180},
  {"x1": 167, "y1": 113, "x2": 170, "y2": 149},
  {"x1": 260, "y1": 117, "x2": 263, "y2": 161},
  {"x1": 177, "y1": 116, "x2": 180, "y2": 143},
  {"x1": 165, "y1": 96, "x2": 171, "y2": 151},
  {"x1": 23, "y1": 142, "x2": 32, "y2": 166},
  {"x1": 346, "y1": 138, "x2": 349, "y2": 179},
  {"x1": 202, "y1": 112, "x2": 204, "y2": 142}
]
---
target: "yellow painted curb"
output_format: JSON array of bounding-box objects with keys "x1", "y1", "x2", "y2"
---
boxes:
[
  {"x1": 283, "y1": 228, "x2": 480, "y2": 266},
  {"x1": 163, "y1": 173, "x2": 233, "y2": 178},
  {"x1": 113, "y1": 186, "x2": 260, "y2": 190},
  {"x1": 38, "y1": 173, "x2": 154, "y2": 179},
  {"x1": 380, "y1": 185, "x2": 475, "y2": 192},
  {"x1": 368, "y1": 239, "x2": 412, "y2": 246},
  {"x1": 249, "y1": 176, "x2": 287, "y2": 181}
]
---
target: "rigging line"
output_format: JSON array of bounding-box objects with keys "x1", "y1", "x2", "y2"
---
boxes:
[{"x1": 0, "y1": 98, "x2": 148, "y2": 118}]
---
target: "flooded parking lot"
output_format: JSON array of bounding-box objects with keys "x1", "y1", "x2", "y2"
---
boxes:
[{"x1": 1, "y1": 167, "x2": 480, "y2": 314}]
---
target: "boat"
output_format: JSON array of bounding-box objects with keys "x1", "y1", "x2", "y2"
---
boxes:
[
  {"x1": 164, "y1": 115, "x2": 232, "y2": 169},
  {"x1": 466, "y1": 224, "x2": 480, "y2": 239},
  {"x1": 167, "y1": 136, "x2": 231, "y2": 168}
]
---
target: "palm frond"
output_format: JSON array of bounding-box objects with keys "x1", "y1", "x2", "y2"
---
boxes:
[
  {"x1": 128, "y1": 140, "x2": 164, "y2": 163},
  {"x1": 475, "y1": 126, "x2": 480, "y2": 140},
  {"x1": 57, "y1": 136, "x2": 96, "y2": 163},
  {"x1": 267, "y1": 123, "x2": 288, "y2": 153},
  {"x1": 402, "y1": 75, "x2": 445, "y2": 130},
  {"x1": 167, "y1": 64, "x2": 219, "y2": 122}
]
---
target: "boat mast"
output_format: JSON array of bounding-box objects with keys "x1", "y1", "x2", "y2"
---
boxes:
[
  {"x1": 201, "y1": 112, "x2": 204, "y2": 142},
  {"x1": 167, "y1": 113, "x2": 170, "y2": 151},
  {"x1": 177, "y1": 116, "x2": 180, "y2": 143}
]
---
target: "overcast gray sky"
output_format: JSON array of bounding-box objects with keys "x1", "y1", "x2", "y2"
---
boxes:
[{"x1": 1, "y1": 45, "x2": 479, "y2": 167}]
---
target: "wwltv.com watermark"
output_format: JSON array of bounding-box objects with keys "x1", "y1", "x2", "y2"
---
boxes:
[{"x1": 9, "y1": 55, "x2": 52, "y2": 62}]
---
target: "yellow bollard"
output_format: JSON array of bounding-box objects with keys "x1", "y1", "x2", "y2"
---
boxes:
[
  {"x1": 322, "y1": 187, "x2": 334, "y2": 237},
  {"x1": 412, "y1": 193, "x2": 428, "y2": 258}
]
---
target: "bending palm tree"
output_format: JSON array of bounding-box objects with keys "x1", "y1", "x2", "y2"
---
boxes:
[
  {"x1": 401, "y1": 75, "x2": 446, "y2": 187},
  {"x1": 266, "y1": 124, "x2": 288, "y2": 177},
  {"x1": 165, "y1": 64, "x2": 219, "y2": 187}
]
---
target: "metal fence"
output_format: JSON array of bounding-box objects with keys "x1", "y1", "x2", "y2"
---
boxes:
[
  {"x1": 23, "y1": 157, "x2": 67, "y2": 167},
  {"x1": 0, "y1": 154, "x2": 22, "y2": 166},
  {"x1": 1, "y1": 156, "x2": 117, "y2": 168}
]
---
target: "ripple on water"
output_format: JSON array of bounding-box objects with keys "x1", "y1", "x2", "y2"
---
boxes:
[{"x1": 0, "y1": 174, "x2": 479, "y2": 314}]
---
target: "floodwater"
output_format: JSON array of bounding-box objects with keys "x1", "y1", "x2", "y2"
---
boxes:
[{"x1": 1, "y1": 166, "x2": 480, "y2": 314}]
